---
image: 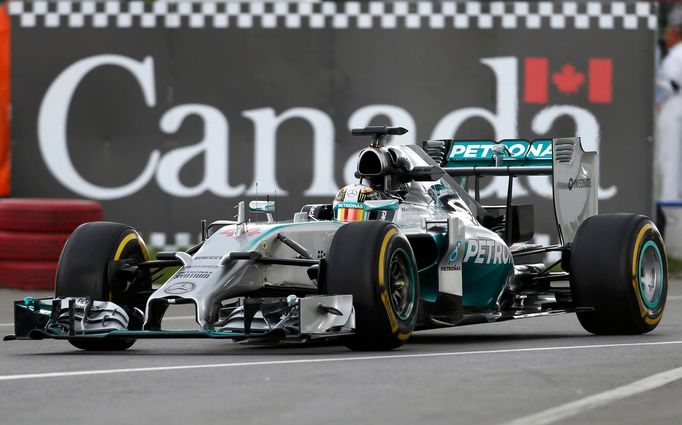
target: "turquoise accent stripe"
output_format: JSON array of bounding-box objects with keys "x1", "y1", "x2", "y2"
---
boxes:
[
  {"x1": 638, "y1": 240, "x2": 664, "y2": 309},
  {"x1": 207, "y1": 221, "x2": 343, "y2": 253},
  {"x1": 462, "y1": 260, "x2": 513, "y2": 309},
  {"x1": 416, "y1": 233, "x2": 448, "y2": 303}
]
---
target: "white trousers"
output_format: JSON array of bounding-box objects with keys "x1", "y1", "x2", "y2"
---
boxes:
[{"x1": 656, "y1": 96, "x2": 682, "y2": 200}]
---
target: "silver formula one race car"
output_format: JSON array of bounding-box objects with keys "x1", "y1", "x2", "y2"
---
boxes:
[{"x1": 5, "y1": 127, "x2": 668, "y2": 351}]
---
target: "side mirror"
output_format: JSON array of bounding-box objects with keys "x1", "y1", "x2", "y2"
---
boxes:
[
  {"x1": 364, "y1": 200, "x2": 399, "y2": 211},
  {"x1": 249, "y1": 201, "x2": 276, "y2": 223},
  {"x1": 249, "y1": 201, "x2": 275, "y2": 213}
]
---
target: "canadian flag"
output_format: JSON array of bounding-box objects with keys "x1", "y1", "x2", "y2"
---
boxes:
[{"x1": 523, "y1": 58, "x2": 612, "y2": 104}]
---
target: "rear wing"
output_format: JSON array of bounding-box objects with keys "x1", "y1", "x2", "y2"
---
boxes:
[
  {"x1": 445, "y1": 139, "x2": 553, "y2": 171},
  {"x1": 422, "y1": 138, "x2": 597, "y2": 244}
]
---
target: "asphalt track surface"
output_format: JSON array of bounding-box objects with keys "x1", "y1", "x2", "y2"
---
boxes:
[{"x1": 1, "y1": 282, "x2": 682, "y2": 425}]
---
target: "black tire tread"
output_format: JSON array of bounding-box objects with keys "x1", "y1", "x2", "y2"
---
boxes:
[
  {"x1": 326, "y1": 221, "x2": 418, "y2": 350},
  {"x1": 56, "y1": 221, "x2": 148, "y2": 351},
  {"x1": 570, "y1": 214, "x2": 667, "y2": 335}
]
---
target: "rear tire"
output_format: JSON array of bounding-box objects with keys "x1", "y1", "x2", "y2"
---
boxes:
[
  {"x1": 570, "y1": 214, "x2": 667, "y2": 334},
  {"x1": 56, "y1": 222, "x2": 151, "y2": 351},
  {"x1": 326, "y1": 221, "x2": 419, "y2": 350}
]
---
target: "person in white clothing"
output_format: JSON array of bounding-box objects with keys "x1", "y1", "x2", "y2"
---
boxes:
[{"x1": 656, "y1": 6, "x2": 682, "y2": 200}]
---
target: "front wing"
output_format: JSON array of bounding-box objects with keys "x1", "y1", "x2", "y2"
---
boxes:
[{"x1": 4, "y1": 295, "x2": 355, "y2": 343}]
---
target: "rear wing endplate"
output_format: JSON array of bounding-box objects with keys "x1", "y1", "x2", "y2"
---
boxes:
[{"x1": 551, "y1": 138, "x2": 598, "y2": 244}]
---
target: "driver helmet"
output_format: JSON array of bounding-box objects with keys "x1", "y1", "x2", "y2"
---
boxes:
[{"x1": 333, "y1": 183, "x2": 385, "y2": 222}]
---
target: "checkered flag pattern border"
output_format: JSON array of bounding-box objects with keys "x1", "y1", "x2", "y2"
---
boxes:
[{"x1": 7, "y1": 1, "x2": 658, "y2": 30}]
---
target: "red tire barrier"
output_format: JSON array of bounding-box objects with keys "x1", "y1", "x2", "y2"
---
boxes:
[
  {"x1": 0, "y1": 261, "x2": 56, "y2": 290},
  {"x1": 0, "y1": 231, "x2": 69, "y2": 261},
  {"x1": 0, "y1": 199, "x2": 103, "y2": 233}
]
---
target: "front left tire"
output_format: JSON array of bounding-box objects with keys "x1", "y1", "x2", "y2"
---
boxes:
[
  {"x1": 326, "y1": 221, "x2": 419, "y2": 351},
  {"x1": 55, "y1": 221, "x2": 151, "y2": 351}
]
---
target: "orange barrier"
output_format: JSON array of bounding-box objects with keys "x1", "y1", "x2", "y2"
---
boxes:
[{"x1": 0, "y1": 5, "x2": 9, "y2": 197}]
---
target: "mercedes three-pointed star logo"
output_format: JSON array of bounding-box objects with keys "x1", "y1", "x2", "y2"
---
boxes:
[{"x1": 165, "y1": 281, "x2": 196, "y2": 294}]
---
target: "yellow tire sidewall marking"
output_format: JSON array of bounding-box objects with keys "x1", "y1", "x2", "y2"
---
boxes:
[
  {"x1": 378, "y1": 228, "x2": 397, "y2": 288},
  {"x1": 378, "y1": 228, "x2": 399, "y2": 333},
  {"x1": 381, "y1": 290, "x2": 399, "y2": 333},
  {"x1": 111, "y1": 231, "x2": 147, "y2": 301},
  {"x1": 114, "y1": 230, "x2": 149, "y2": 261},
  {"x1": 398, "y1": 331, "x2": 412, "y2": 341},
  {"x1": 135, "y1": 232, "x2": 150, "y2": 261},
  {"x1": 114, "y1": 232, "x2": 137, "y2": 261},
  {"x1": 631, "y1": 223, "x2": 663, "y2": 325}
]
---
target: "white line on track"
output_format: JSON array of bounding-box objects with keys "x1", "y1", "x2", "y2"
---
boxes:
[
  {"x1": 499, "y1": 366, "x2": 682, "y2": 425},
  {"x1": 0, "y1": 340, "x2": 681, "y2": 382}
]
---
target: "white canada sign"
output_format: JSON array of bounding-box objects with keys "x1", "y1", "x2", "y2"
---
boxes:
[{"x1": 38, "y1": 54, "x2": 616, "y2": 201}]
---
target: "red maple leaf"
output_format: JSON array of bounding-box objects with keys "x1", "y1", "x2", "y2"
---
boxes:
[{"x1": 552, "y1": 64, "x2": 585, "y2": 95}]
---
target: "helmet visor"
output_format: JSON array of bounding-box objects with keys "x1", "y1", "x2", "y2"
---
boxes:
[{"x1": 336, "y1": 207, "x2": 368, "y2": 222}]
